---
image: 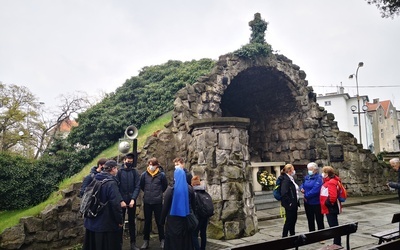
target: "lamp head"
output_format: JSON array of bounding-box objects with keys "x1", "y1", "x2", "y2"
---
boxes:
[
  {"x1": 358, "y1": 62, "x2": 364, "y2": 67},
  {"x1": 362, "y1": 105, "x2": 368, "y2": 112},
  {"x1": 349, "y1": 74, "x2": 354, "y2": 79},
  {"x1": 351, "y1": 105, "x2": 357, "y2": 112}
]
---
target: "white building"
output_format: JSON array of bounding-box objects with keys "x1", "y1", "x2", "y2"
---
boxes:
[
  {"x1": 316, "y1": 87, "x2": 372, "y2": 150},
  {"x1": 317, "y1": 88, "x2": 400, "y2": 153}
]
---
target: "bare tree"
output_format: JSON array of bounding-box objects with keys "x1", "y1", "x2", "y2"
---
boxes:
[
  {"x1": 366, "y1": 0, "x2": 400, "y2": 18},
  {"x1": 34, "y1": 91, "x2": 91, "y2": 159}
]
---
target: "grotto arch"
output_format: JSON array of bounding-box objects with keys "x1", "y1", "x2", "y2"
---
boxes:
[{"x1": 137, "y1": 14, "x2": 391, "y2": 240}]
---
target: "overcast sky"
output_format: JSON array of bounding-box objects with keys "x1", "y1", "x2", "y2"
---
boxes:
[{"x1": 1, "y1": 0, "x2": 399, "y2": 111}]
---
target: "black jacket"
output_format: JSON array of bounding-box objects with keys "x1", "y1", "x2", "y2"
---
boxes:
[
  {"x1": 116, "y1": 166, "x2": 141, "y2": 203},
  {"x1": 280, "y1": 173, "x2": 299, "y2": 210},
  {"x1": 140, "y1": 168, "x2": 168, "y2": 204}
]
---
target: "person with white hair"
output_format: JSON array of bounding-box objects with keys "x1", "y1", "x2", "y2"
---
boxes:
[
  {"x1": 388, "y1": 158, "x2": 400, "y2": 202},
  {"x1": 300, "y1": 162, "x2": 324, "y2": 232}
]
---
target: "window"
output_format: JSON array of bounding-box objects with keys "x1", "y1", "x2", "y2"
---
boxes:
[
  {"x1": 353, "y1": 117, "x2": 358, "y2": 126},
  {"x1": 324, "y1": 101, "x2": 331, "y2": 106},
  {"x1": 390, "y1": 110, "x2": 394, "y2": 118},
  {"x1": 379, "y1": 113, "x2": 382, "y2": 123},
  {"x1": 381, "y1": 129, "x2": 384, "y2": 139}
]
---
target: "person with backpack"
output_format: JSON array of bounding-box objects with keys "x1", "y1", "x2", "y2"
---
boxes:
[
  {"x1": 117, "y1": 153, "x2": 141, "y2": 250},
  {"x1": 139, "y1": 157, "x2": 168, "y2": 249},
  {"x1": 300, "y1": 162, "x2": 324, "y2": 232},
  {"x1": 320, "y1": 166, "x2": 343, "y2": 247},
  {"x1": 83, "y1": 160, "x2": 123, "y2": 250},
  {"x1": 79, "y1": 158, "x2": 107, "y2": 197},
  {"x1": 191, "y1": 176, "x2": 213, "y2": 250},
  {"x1": 280, "y1": 163, "x2": 300, "y2": 238}
]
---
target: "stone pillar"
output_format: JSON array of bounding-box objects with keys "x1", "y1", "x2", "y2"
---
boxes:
[{"x1": 189, "y1": 117, "x2": 257, "y2": 239}]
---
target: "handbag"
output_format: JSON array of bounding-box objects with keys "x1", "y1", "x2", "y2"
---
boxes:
[{"x1": 186, "y1": 212, "x2": 199, "y2": 232}]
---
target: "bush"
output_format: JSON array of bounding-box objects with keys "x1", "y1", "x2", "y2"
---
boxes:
[{"x1": 0, "y1": 152, "x2": 58, "y2": 210}]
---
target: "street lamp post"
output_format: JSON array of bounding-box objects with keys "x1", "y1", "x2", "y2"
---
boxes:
[{"x1": 349, "y1": 62, "x2": 364, "y2": 145}]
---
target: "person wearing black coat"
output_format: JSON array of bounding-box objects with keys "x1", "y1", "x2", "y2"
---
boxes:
[
  {"x1": 139, "y1": 158, "x2": 168, "y2": 249},
  {"x1": 173, "y1": 157, "x2": 193, "y2": 185},
  {"x1": 280, "y1": 164, "x2": 300, "y2": 238},
  {"x1": 116, "y1": 153, "x2": 141, "y2": 250},
  {"x1": 160, "y1": 168, "x2": 195, "y2": 250},
  {"x1": 79, "y1": 158, "x2": 107, "y2": 197},
  {"x1": 83, "y1": 160, "x2": 123, "y2": 250}
]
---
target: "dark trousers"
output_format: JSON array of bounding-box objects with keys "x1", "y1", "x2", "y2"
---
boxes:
[
  {"x1": 84, "y1": 229, "x2": 121, "y2": 250},
  {"x1": 192, "y1": 217, "x2": 209, "y2": 250},
  {"x1": 282, "y1": 208, "x2": 298, "y2": 237},
  {"x1": 143, "y1": 203, "x2": 165, "y2": 241},
  {"x1": 304, "y1": 203, "x2": 324, "y2": 232},
  {"x1": 326, "y1": 213, "x2": 341, "y2": 246},
  {"x1": 121, "y1": 204, "x2": 137, "y2": 244}
]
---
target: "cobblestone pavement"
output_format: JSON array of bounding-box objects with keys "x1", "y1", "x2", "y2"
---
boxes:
[{"x1": 123, "y1": 194, "x2": 399, "y2": 249}]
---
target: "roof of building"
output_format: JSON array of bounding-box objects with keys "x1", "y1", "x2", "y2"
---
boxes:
[{"x1": 58, "y1": 119, "x2": 78, "y2": 132}]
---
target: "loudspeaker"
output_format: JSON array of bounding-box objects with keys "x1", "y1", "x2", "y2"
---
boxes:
[
  {"x1": 125, "y1": 125, "x2": 138, "y2": 139},
  {"x1": 118, "y1": 140, "x2": 131, "y2": 154}
]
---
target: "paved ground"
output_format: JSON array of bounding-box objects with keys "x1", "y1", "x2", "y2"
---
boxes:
[{"x1": 124, "y1": 194, "x2": 400, "y2": 249}]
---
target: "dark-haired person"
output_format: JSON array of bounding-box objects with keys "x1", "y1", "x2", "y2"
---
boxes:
[
  {"x1": 320, "y1": 166, "x2": 343, "y2": 247},
  {"x1": 83, "y1": 160, "x2": 123, "y2": 250},
  {"x1": 173, "y1": 157, "x2": 192, "y2": 186},
  {"x1": 79, "y1": 158, "x2": 108, "y2": 197},
  {"x1": 139, "y1": 157, "x2": 168, "y2": 249},
  {"x1": 117, "y1": 153, "x2": 141, "y2": 250}
]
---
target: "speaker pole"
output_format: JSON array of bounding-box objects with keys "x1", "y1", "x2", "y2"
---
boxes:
[{"x1": 133, "y1": 138, "x2": 138, "y2": 168}]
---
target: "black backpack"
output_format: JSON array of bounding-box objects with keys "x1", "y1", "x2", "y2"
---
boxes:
[
  {"x1": 195, "y1": 191, "x2": 214, "y2": 218},
  {"x1": 79, "y1": 178, "x2": 112, "y2": 218}
]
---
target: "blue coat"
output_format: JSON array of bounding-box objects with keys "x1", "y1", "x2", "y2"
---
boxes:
[
  {"x1": 84, "y1": 172, "x2": 123, "y2": 232},
  {"x1": 301, "y1": 173, "x2": 323, "y2": 205},
  {"x1": 79, "y1": 166, "x2": 98, "y2": 197}
]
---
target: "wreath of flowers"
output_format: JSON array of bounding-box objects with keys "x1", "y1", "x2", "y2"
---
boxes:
[{"x1": 257, "y1": 169, "x2": 277, "y2": 187}]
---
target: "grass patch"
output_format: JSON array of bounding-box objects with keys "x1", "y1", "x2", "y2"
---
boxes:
[{"x1": 0, "y1": 111, "x2": 172, "y2": 233}]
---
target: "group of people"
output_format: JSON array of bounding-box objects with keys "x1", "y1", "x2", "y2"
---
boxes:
[
  {"x1": 81, "y1": 154, "x2": 210, "y2": 250},
  {"x1": 279, "y1": 163, "x2": 343, "y2": 246}
]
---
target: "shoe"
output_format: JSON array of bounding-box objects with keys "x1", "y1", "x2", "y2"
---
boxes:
[
  {"x1": 130, "y1": 243, "x2": 140, "y2": 250},
  {"x1": 140, "y1": 240, "x2": 149, "y2": 249},
  {"x1": 160, "y1": 239, "x2": 165, "y2": 249}
]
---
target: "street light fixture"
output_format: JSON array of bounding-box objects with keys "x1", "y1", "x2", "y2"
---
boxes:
[{"x1": 349, "y1": 62, "x2": 364, "y2": 145}]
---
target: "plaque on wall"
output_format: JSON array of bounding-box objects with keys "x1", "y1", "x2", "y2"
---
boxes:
[{"x1": 328, "y1": 144, "x2": 344, "y2": 162}]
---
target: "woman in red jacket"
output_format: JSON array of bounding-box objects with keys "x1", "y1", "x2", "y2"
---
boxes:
[{"x1": 320, "y1": 166, "x2": 342, "y2": 246}]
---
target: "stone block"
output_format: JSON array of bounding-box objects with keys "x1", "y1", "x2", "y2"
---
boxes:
[
  {"x1": 20, "y1": 216, "x2": 43, "y2": 233},
  {"x1": 224, "y1": 221, "x2": 241, "y2": 240},
  {"x1": 0, "y1": 224, "x2": 25, "y2": 250}
]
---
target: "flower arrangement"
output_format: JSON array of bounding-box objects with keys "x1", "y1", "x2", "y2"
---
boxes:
[{"x1": 257, "y1": 170, "x2": 277, "y2": 189}]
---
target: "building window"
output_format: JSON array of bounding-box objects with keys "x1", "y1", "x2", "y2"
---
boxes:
[
  {"x1": 379, "y1": 113, "x2": 382, "y2": 123},
  {"x1": 390, "y1": 110, "x2": 394, "y2": 118},
  {"x1": 381, "y1": 129, "x2": 384, "y2": 139},
  {"x1": 353, "y1": 117, "x2": 358, "y2": 126},
  {"x1": 324, "y1": 101, "x2": 331, "y2": 106}
]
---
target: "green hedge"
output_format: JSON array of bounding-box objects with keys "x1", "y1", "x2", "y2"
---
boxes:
[{"x1": 0, "y1": 152, "x2": 58, "y2": 210}]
